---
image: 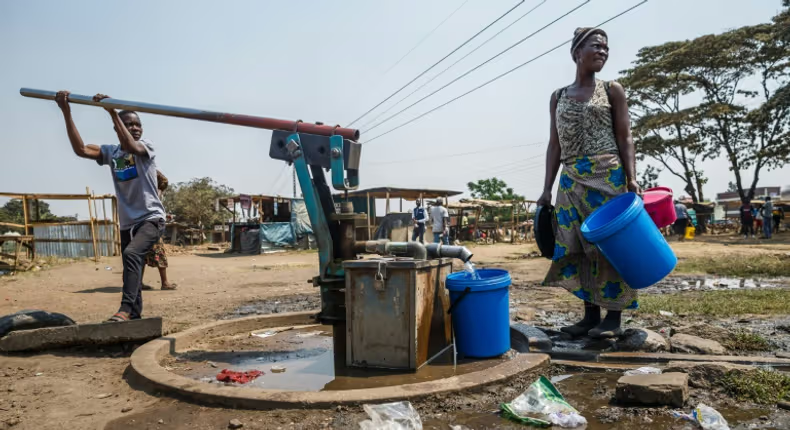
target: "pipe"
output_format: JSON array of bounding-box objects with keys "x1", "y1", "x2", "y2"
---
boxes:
[
  {"x1": 426, "y1": 243, "x2": 474, "y2": 263},
  {"x1": 19, "y1": 88, "x2": 360, "y2": 141},
  {"x1": 357, "y1": 239, "x2": 427, "y2": 260}
]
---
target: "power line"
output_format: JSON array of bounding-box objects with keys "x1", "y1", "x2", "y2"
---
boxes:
[
  {"x1": 367, "y1": 140, "x2": 543, "y2": 165},
  {"x1": 363, "y1": 0, "x2": 591, "y2": 134},
  {"x1": 379, "y1": 0, "x2": 471, "y2": 77},
  {"x1": 347, "y1": 0, "x2": 526, "y2": 127},
  {"x1": 365, "y1": 0, "x2": 649, "y2": 142},
  {"x1": 359, "y1": 0, "x2": 547, "y2": 131}
]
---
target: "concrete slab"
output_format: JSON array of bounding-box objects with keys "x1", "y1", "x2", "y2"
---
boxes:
[
  {"x1": 130, "y1": 312, "x2": 550, "y2": 409},
  {"x1": 600, "y1": 351, "x2": 790, "y2": 366},
  {"x1": 0, "y1": 317, "x2": 162, "y2": 352},
  {"x1": 616, "y1": 373, "x2": 689, "y2": 407}
]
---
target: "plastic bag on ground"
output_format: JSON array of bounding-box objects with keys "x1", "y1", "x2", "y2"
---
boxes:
[
  {"x1": 672, "y1": 403, "x2": 729, "y2": 430},
  {"x1": 624, "y1": 366, "x2": 662, "y2": 376},
  {"x1": 501, "y1": 376, "x2": 587, "y2": 428},
  {"x1": 359, "y1": 401, "x2": 422, "y2": 430}
]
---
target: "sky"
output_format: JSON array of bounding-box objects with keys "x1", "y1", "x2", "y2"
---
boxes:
[{"x1": 1, "y1": 0, "x2": 788, "y2": 219}]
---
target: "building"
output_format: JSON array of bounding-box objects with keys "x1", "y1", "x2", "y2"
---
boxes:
[{"x1": 714, "y1": 186, "x2": 781, "y2": 219}]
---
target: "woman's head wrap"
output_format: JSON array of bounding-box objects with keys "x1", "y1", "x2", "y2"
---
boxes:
[{"x1": 571, "y1": 27, "x2": 608, "y2": 62}]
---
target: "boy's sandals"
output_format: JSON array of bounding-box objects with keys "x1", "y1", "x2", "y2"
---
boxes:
[
  {"x1": 142, "y1": 284, "x2": 154, "y2": 291},
  {"x1": 161, "y1": 283, "x2": 178, "y2": 291},
  {"x1": 107, "y1": 312, "x2": 130, "y2": 323}
]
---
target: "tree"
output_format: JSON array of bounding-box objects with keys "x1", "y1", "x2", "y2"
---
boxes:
[
  {"x1": 620, "y1": 42, "x2": 708, "y2": 203},
  {"x1": 623, "y1": 13, "x2": 790, "y2": 204},
  {"x1": 636, "y1": 164, "x2": 661, "y2": 190},
  {"x1": 683, "y1": 23, "x2": 789, "y2": 203},
  {"x1": 466, "y1": 178, "x2": 523, "y2": 201},
  {"x1": 0, "y1": 199, "x2": 76, "y2": 231},
  {"x1": 161, "y1": 177, "x2": 234, "y2": 228},
  {"x1": 726, "y1": 181, "x2": 738, "y2": 193}
]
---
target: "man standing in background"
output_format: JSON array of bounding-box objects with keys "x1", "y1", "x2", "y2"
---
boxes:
[
  {"x1": 411, "y1": 200, "x2": 426, "y2": 244},
  {"x1": 673, "y1": 200, "x2": 689, "y2": 242},
  {"x1": 740, "y1": 200, "x2": 755, "y2": 239},
  {"x1": 430, "y1": 199, "x2": 450, "y2": 245},
  {"x1": 762, "y1": 197, "x2": 774, "y2": 239}
]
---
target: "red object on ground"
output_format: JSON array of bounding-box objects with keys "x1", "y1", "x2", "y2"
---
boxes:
[
  {"x1": 216, "y1": 369, "x2": 263, "y2": 384},
  {"x1": 643, "y1": 186, "x2": 677, "y2": 228}
]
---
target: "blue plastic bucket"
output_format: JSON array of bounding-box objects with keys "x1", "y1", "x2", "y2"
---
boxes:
[
  {"x1": 446, "y1": 269, "x2": 511, "y2": 358},
  {"x1": 581, "y1": 192, "x2": 677, "y2": 289}
]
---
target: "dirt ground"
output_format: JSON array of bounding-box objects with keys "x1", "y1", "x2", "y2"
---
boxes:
[{"x1": 2, "y1": 235, "x2": 790, "y2": 429}]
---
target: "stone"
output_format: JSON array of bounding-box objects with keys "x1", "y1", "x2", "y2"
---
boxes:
[
  {"x1": 121, "y1": 407, "x2": 133, "y2": 413},
  {"x1": 664, "y1": 361, "x2": 755, "y2": 388},
  {"x1": 0, "y1": 317, "x2": 162, "y2": 352},
  {"x1": 670, "y1": 333, "x2": 727, "y2": 355},
  {"x1": 510, "y1": 324, "x2": 552, "y2": 352},
  {"x1": 671, "y1": 323, "x2": 732, "y2": 344},
  {"x1": 776, "y1": 352, "x2": 790, "y2": 359},
  {"x1": 617, "y1": 328, "x2": 670, "y2": 352},
  {"x1": 229, "y1": 419, "x2": 244, "y2": 429},
  {"x1": 615, "y1": 373, "x2": 689, "y2": 407},
  {"x1": 158, "y1": 419, "x2": 165, "y2": 424},
  {"x1": 95, "y1": 393, "x2": 112, "y2": 399}
]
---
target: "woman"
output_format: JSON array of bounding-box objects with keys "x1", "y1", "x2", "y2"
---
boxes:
[{"x1": 537, "y1": 27, "x2": 641, "y2": 339}]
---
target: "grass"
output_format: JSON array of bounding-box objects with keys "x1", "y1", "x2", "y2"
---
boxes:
[
  {"x1": 639, "y1": 289, "x2": 790, "y2": 317},
  {"x1": 675, "y1": 254, "x2": 790, "y2": 278},
  {"x1": 721, "y1": 369, "x2": 790, "y2": 404},
  {"x1": 722, "y1": 331, "x2": 773, "y2": 352}
]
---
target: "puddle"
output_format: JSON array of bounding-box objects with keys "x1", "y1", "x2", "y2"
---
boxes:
[
  {"x1": 168, "y1": 325, "x2": 509, "y2": 391},
  {"x1": 647, "y1": 276, "x2": 788, "y2": 295},
  {"x1": 224, "y1": 294, "x2": 320, "y2": 319}
]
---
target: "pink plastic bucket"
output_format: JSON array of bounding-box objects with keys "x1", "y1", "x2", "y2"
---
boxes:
[{"x1": 643, "y1": 187, "x2": 676, "y2": 228}]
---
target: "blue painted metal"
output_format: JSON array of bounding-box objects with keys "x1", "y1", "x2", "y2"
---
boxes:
[
  {"x1": 330, "y1": 135, "x2": 347, "y2": 190},
  {"x1": 286, "y1": 133, "x2": 336, "y2": 279}
]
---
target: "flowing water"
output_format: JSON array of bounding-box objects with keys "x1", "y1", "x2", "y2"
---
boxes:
[{"x1": 463, "y1": 261, "x2": 480, "y2": 280}]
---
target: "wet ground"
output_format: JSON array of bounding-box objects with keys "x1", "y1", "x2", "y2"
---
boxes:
[
  {"x1": 166, "y1": 325, "x2": 510, "y2": 391},
  {"x1": 421, "y1": 371, "x2": 790, "y2": 429}
]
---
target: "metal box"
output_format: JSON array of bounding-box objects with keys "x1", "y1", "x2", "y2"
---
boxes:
[{"x1": 344, "y1": 257, "x2": 453, "y2": 370}]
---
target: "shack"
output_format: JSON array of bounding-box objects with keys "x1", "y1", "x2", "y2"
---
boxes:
[
  {"x1": 335, "y1": 187, "x2": 462, "y2": 242},
  {"x1": 215, "y1": 194, "x2": 313, "y2": 253},
  {"x1": 457, "y1": 198, "x2": 536, "y2": 243}
]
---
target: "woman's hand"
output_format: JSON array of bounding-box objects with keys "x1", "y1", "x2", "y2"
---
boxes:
[
  {"x1": 537, "y1": 190, "x2": 552, "y2": 207},
  {"x1": 627, "y1": 180, "x2": 642, "y2": 195}
]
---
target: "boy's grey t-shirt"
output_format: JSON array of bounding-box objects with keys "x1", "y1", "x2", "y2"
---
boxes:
[{"x1": 96, "y1": 138, "x2": 165, "y2": 230}]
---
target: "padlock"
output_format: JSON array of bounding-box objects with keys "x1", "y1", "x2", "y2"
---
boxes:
[{"x1": 373, "y1": 271, "x2": 385, "y2": 292}]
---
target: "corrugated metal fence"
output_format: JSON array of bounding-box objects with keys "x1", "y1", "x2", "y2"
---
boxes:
[{"x1": 33, "y1": 222, "x2": 116, "y2": 258}]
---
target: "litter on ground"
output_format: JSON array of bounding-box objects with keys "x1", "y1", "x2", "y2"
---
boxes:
[{"x1": 216, "y1": 369, "x2": 263, "y2": 384}]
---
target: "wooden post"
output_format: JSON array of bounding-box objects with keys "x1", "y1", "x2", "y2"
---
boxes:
[
  {"x1": 92, "y1": 192, "x2": 102, "y2": 256},
  {"x1": 511, "y1": 201, "x2": 515, "y2": 244},
  {"x1": 21, "y1": 196, "x2": 29, "y2": 235},
  {"x1": 111, "y1": 196, "x2": 121, "y2": 255},
  {"x1": 366, "y1": 192, "x2": 372, "y2": 239},
  {"x1": 101, "y1": 198, "x2": 110, "y2": 258},
  {"x1": 385, "y1": 192, "x2": 390, "y2": 214},
  {"x1": 86, "y1": 187, "x2": 99, "y2": 262}
]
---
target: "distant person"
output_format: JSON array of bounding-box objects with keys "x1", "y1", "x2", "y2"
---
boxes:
[
  {"x1": 143, "y1": 170, "x2": 177, "y2": 291},
  {"x1": 411, "y1": 200, "x2": 426, "y2": 244},
  {"x1": 773, "y1": 205, "x2": 784, "y2": 234},
  {"x1": 673, "y1": 200, "x2": 690, "y2": 241},
  {"x1": 740, "y1": 200, "x2": 755, "y2": 239},
  {"x1": 55, "y1": 91, "x2": 165, "y2": 322},
  {"x1": 762, "y1": 197, "x2": 774, "y2": 239},
  {"x1": 753, "y1": 205, "x2": 763, "y2": 232},
  {"x1": 430, "y1": 199, "x2": 450, "y2": 245}
]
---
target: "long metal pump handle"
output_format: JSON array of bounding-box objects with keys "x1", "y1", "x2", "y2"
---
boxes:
[{"x1": 20, "y1": 88, "x2": 360, "y2": 141}]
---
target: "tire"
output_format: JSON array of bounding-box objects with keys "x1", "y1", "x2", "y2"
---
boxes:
[{"x1": 0, "y1": 310, "x2": 76, "y2": 338}]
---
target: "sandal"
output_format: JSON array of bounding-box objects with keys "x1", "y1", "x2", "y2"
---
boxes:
[
  {"x1": 106, "y1": 312, "x2": 130, "y2": 323},
  {"x1": 142, "y1": 284, "x2": 154, "y2": 291},
  {"x1": 161, "y1": 283, "x2": 178, "y2": 291}
]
